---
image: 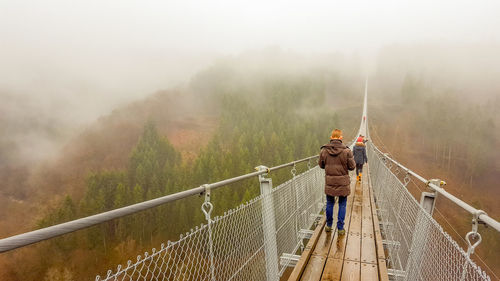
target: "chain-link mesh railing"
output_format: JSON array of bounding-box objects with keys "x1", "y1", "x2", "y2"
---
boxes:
[
  {"x1": 367, "y1": 143, "x2": 491, "y2": 281},
  {"x1": 96, "y1": 166, "x2": 324, "y2": 281}
]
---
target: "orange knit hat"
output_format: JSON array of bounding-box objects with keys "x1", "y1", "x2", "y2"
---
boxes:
[{"x1": 331, "y1": 129, "x2": 342, "y2": 139}]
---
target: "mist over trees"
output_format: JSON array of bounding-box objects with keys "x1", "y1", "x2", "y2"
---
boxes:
[
  {"x1": 0, "y1": 43, "x2": 498, "y2": 279},
  {"x1": 373, "y1": 44, "x2": 499, "y2": 187},
  {"x1": 370, "y1": 45, "x2": 500, "y2": 277},
  {"x1": 0, "y1": 57, "x2": 354, "y2": 280},
  {"x1": 1, "y1": 0, "x2": 499, "y2": 279}
]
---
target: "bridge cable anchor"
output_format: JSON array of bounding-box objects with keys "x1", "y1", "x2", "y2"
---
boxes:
[
  {"x1": 382, "y1": 153, "x2": 393, "y2": 169},
  {"x1": 460, "y1": 210, "x2": 487, "y2": 281},
  {"x1": 394, "y1": 165, "x2": 401, "y2": 176},
  {"x1": 291, "y1": 163, "x2": 297, "y2": 177},
  {"x1": 403, "y1": 172, "x2": 411, "y2": 187},
  {"x1": 465, "y1": 210, "x2": 486, "y2": 257},
  {"x1": 201, "y1": 184, "x2": 215, "y2": 281},
  {"x1": 201, "y1": 184, "x2": 213, "y2": 221},
  {"x1": 255, "y1": 165, "x2": 270, "y2": 179}
]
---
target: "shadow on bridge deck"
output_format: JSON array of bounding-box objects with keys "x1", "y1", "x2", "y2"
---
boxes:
[{"x1": 287, "y1": 164, "x2": 389, "y2": 281}]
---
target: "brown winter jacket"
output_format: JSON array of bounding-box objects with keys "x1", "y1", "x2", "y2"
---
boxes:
[{"x1": 318, "y1": 139, "x2": 356, "y2": 197}]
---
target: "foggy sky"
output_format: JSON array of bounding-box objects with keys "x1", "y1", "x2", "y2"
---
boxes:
[
  {"x1": 2, "y1": 1, "x2": 499, "y2": 54},
  {"x1": 1, "y1": 0, "x2": 499, "y2": 161},
  {"x1": 1, "y1": 0, "x2": 499, "y2": 105}
]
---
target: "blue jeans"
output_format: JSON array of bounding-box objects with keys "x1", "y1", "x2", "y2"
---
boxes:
[{"x1": 326, "y1": 195, "x2": 347, "y2": 230}]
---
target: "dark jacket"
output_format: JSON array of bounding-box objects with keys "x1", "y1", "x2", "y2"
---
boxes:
[
  {"x1": 318, "y1": 139, "x2": 356, "y2": 197},
  {"x1": 353, "y1": 142, "x2": 368, "y2": 165}
]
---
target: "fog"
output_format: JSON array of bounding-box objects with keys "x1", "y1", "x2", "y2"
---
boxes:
[{"x1": 1, "y1": 0, "x2": 500, "y2": 162}]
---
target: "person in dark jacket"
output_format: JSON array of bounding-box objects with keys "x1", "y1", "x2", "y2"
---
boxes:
[
  {"x1": 353, "y1": 139, "x2": 368, "y2": 181},
  {"x1": 318, "y1": 129, "x2": 356, "y2": 235},
  {"x1": 357, "y1": 134, "x2": 369, "y2": 144}
]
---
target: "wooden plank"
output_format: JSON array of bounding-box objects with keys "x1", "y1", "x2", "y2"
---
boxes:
[
  {"x1": 345, "y1": 183, "x2": 362, "y2": 262},
  {"x1": 329, "y1": 230, "x2": 348, "y2": 260},
  {"x1": 288, "y1": 217, "x2": 326, "y2": 281},
  {"x1": 372, "y1": 217, "x2": 385, "y2": 260},
  {"x1": 340, "y1": 260, "x2": 360, "y2": 281},
  {"x1": 349, "y1": 205, "x2": 362, "y2": 235},
  {"x1": 305, "y1": 228, "x2": 336, "y2": 281},
  {"x1": 313, "y1": 227, "x2": 336, "y2": 257},
  {"x1": 362, "y1": 201, "x2": 372, "y2": 215},
  {"x1": 377, "y1": 259, "x2": 390, "y2": 281},
  {"x1": 362, "y1": 203, "x2": 373, "y2": 236},
  {"x1": 321, "y1": 258, "x2": 343, "y2": 281},
  {"x1": 370, "y1": 194, "x2": 386, "y2": 259},
  {"x1": 344, "y1": 232, "x2": 361, "y2": 262},
  {"x1": 361, "y1": 200, "x2": 374, "y2": 237},
  {"x1": 361, "y1": 234, "x2": 377, "y2": 264},
  {"x1": 354, "y1": 186, "x2": 363, "y2": 205},
  {"x1": 361, "y1": 218, "x2": 374, "y2": 236},
  {"x1": 347, "y1": 190, "x2": 362, "y2": 268},
  {"x1": 362, "y1": 181, "x2": 370, "y2": 200},
  {"x1": 351, "y1": 180, "x2": 363, "y2": 234},
  {"x1": 365, "y1": 164, "x2": 389, "y2": 281},
  {"x1": 360, "y1": 262, "x2": 379, "y2": 281},
  {"x1": 300, "y1": 255, "x2": 327, "y2": 281},
  {"x1": 313, "y1": 203, "x2": 338, "y2": 257},
  {"x1": 361, "y1": 184, "x2": 377, "y2": 265}
]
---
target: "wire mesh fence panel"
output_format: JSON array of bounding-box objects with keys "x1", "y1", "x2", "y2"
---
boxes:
[
  {"x1": 367, "y1": 143, "x2": 491, "y2": 281},
  {"x1": 273, "y1": 166, "x2": 324, "y2": 274},
  {"x1": 96, "y1": 166, "x2": 324, "y2": 281}
]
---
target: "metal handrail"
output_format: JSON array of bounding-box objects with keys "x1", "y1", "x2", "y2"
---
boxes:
[
  {"x1": 371, "y1": 142, "x2": 500, "y2": 232},
  {"x1": 0, "y1": 155, "x2": 319, "y2": 253}
]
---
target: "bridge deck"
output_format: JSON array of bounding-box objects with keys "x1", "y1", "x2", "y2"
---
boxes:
[{"x1": 288, "y1": 165, "x2": 389, "y2": 281}]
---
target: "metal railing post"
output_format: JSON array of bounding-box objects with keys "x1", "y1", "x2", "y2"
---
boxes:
[
  {"x1": 404, "y1": 207, "x2": 428, "y2": 281},
  {"x1": 419, "y1": 179, "x2": 441, "y2": 216},
  {"x1": 256, "y1": 165, "x2": 279, "y2": 281},
  {"x1": 404, "y1": 179, "x2": 442, "y2": 280}
]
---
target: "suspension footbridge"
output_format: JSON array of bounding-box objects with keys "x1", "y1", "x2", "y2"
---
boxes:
[
  {"x1": 287, "y1": 168, "x2": 387, "y2": 281},
  {"x1": 0, "y1": 82, "x2": 498, "y2": 281}
]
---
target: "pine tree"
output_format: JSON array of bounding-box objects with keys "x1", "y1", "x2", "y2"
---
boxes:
[{"x1": 132, "y1": 184, "x2": 144, "y2": 244}]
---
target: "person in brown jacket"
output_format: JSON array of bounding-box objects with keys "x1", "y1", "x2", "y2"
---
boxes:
[{"x1": 318, "y1": 129, "x2": 356, "y2": 234}]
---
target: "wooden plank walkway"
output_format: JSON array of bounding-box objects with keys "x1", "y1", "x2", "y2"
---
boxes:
[{"x1": 287, "y1": 164, "x2": 389, "y2": 281}]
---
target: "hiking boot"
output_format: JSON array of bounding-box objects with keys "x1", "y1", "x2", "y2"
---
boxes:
[
  {"x1": 338, "y1": 229, "x2": 346, "y2": 236},
  {"x1": 356, "y1": 175, "x2": 360, "y2": 181},
  {"x1": 325, "y1": 226, "x2": 332, "y2": 232},
  {"x1": 359, "y1": 173, "x2": 362, "y2": 181}
]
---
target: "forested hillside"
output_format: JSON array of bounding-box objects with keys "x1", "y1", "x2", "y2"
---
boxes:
[
  {"x1": 0, "y1": 60, "x2": 361, "y2": 280},
  {"x1": 369, "y1": 64, "x2": 500, "y2": 278},
  {"x1": 2, "y1": 46, "x2": 497, "y2": 280},
  {"x1": 1, "y1": 0, "x2": 499, "y2": 280}
]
